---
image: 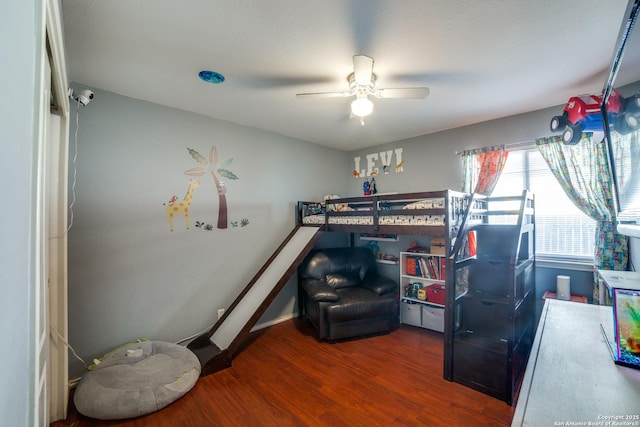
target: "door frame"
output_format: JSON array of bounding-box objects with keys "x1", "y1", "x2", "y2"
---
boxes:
[{"x1": 43, "y1": 0, "x2": 71, "y2": 421}]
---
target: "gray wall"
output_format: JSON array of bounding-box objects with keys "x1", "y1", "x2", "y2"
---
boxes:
[
  {"x1": 67, "y1": 87, "x2": 348, "y2": 378},
  {"x1": 345, "y1": 106, "x2": 559, "y2": 197},
  {"x1": 0, "y1": 0, "x2": 43, "y2": 424},
  {"x1": 67, "y1": 84, "x2": 640, "y2": 381}
]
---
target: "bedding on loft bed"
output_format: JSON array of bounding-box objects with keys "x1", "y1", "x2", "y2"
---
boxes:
[{"x1": 297, "y1": 190, "x2": 470, "y2": 235}]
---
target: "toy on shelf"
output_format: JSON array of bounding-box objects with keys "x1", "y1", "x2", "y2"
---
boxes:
[
  {"x1": 363, "y1": 179, "x2": 371, "y2": 196},
  {"x1": 406, "y1": 241, "x2": 429, "y2": 253},
  {"x1": 380, "y1": 253, "x2": 399, "y2": 263},
  {"x1": 550, "y1": 88, "x2": 640, "y2": 145}
]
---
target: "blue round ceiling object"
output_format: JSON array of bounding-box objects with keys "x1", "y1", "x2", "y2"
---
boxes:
[{"x1": 198, "y1": 70, "x2": 225, "y2": 84}]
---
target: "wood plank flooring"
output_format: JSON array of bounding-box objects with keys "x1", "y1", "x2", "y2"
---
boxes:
[{"x1": 51, "y1": 320, "x2": 515, "y2": 426}]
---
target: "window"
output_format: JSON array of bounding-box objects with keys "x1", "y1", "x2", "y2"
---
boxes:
[{"x1": 490, "y1": 149, "x2": 596, "y2": 260}]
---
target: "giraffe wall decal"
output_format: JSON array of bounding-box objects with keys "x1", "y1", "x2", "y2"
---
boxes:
[{"x1": 166, "y1": 179, "x2": 201, "y2": 231}]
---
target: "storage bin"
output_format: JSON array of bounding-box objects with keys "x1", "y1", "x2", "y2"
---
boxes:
[
  {"x1": 422, "y1": 305, "x2": 444, "y2": 332},
  {"x1": 426, "y1": 283, "x2": 445, "y2": 305},
  {"x1": 400, "y1": 301, "x2": 422, "y2": 327}
]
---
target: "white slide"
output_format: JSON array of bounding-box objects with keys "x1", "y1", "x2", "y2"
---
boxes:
[{"x1": 209, "y1": 226, "x2": 320, "y2": 350}]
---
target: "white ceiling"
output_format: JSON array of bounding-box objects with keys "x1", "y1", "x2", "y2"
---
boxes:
[{"x1": 61, "y1": 0, "x2": 631, "y2": 151}]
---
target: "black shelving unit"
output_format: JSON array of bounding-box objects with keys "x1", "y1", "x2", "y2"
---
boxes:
[{"x1": 444, "y1": 190, "x2": 535, "y2": 405}]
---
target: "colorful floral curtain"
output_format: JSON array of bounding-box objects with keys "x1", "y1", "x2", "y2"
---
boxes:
[
  {"x1": 535, "y1": 134, "x2": 628, "y2": 304},
  {"x1": 609, "y1": 130, "x2": 640, "y2": 218},
  {"x1": 461, "y1": 145, "x2": 509, "y2": 195}
]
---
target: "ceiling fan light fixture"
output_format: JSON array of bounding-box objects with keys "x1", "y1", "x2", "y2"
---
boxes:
[
  {"x1": 351, "y1": 96, "x2": 373, "y2": 117},
  {"x1": 295, "y1": 55, "x2": 429, "y2": 123}
]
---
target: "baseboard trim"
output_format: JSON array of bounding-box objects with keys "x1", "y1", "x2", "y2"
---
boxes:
[{"x1": 251, "y1": 312, "x2": 298, "y2": 332}]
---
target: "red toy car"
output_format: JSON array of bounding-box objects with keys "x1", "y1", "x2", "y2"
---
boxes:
[{"x1": 550, "y1": 88, "x2": 640, "y2": 144}]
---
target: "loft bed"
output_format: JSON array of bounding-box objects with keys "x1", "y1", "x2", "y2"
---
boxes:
[
  {"x1": 296, "y1": 189, "x2": 474, "y2": 238},
  {"x1": 296, "y1": 189, "x2": 535, "y2": 405},
  {"x1": 296, "y1": 189, "x2": 487, "y2": 309},
  {"x1": 187, "y1": 190, "x2": 497, "y2": 380}
]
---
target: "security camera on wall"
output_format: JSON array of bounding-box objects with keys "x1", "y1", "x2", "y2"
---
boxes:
[{"x1": 69, "y1": 88, "x2": 94, "y2": 106}]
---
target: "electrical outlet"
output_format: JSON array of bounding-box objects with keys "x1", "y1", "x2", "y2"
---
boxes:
[{"x1": 217, "y1": 308, "x2": 225, "y2": 320}]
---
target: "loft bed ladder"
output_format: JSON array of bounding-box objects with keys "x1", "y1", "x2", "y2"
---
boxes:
[{"x1": 444, "y1": 190, "x2": 536, "y2": 404}]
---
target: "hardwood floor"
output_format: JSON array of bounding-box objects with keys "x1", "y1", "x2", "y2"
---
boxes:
[{"x1": 52, "y1": 320, "x2": 515, "y2": 426}]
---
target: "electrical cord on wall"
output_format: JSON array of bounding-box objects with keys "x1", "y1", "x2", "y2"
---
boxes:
[
  {"x1": 56, "y1": 91, "x2": 93, "y2": 371},
  {"x1": 67, "y1": 100, "x2": 80, "y2": 232},
  {"x1": 50, "y1": 324, "x2": 88, "y2": 369},
  {"x1": 175, "y1": 322, "x2": 217, "y2": 345}
]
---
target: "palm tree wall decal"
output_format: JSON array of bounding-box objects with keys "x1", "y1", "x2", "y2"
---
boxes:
[{"x1": 184, "y1": 145, "x2": 238, "y2": 229}]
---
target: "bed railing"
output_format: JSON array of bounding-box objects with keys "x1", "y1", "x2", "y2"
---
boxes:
[{"x1": 298, "y1": 190, "x2": 468, "y2": 235}]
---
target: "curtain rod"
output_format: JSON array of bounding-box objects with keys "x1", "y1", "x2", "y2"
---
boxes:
[{"x1": 454, "y1": 139, "x2": 536, "y2": 155}]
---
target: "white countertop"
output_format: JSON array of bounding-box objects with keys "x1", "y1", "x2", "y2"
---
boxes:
[{"x1": 511, "y1": 299, "x2": 640, "y2": 426}]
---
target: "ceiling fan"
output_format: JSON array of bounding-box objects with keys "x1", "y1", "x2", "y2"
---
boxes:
[{"x1": 295, "y1": 55, "x2": 430, "y2": 125}]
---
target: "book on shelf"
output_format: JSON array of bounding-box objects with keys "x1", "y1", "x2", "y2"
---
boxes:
[
  {"x1": 416, "y1": 257, "x2": 425, "y2": 277},
  {"x1": 405, "y1": 254, "x2": 447, "y2": 281},
  {"x1": 424, "y1": 257, "x2": 434, "y2": 279},
  {"x1": 430, "y1": 257, "x2": 439, "y2": 279},
  {"x1": 406, "y1": 257, "x2": 418, "y2": 276}
]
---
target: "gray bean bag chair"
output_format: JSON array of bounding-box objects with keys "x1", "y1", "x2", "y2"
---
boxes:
[{"x1": 74, "y1": 340, "x2": 200, "y2": 420}]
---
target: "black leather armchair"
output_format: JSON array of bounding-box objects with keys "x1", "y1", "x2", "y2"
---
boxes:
[{"x1": 299, "y1": 247, "x2": 398, "y2": 340}]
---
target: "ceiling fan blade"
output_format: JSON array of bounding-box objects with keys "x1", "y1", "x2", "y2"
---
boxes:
[
  {"x1": 353, "y1": 55, "x2": 374, "y2": 86},
  {"x1": 295, "y1": 91, "x2": 353, "y2": 99},
  {"x1": 373, "y1": 87, "x2": 430, "y2": 99}
]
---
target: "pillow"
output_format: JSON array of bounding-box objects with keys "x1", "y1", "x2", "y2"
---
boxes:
[
  {"x1": 325, "y1": 273, "x2": 359, "y2": 289},
  {"x1": 74, "y1": 341, "x2": 200, "y2": 420}
]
